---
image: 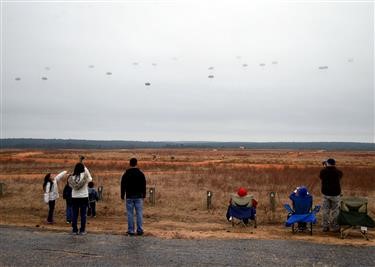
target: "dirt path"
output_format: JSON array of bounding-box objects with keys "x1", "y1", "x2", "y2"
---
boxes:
[{"x1": 1, "y1": 215, "x2": 374, "y2": 247}]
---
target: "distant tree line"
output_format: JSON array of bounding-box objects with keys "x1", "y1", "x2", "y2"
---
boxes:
[{"x1": 0, "y1": 138, "x2": 374, "y2": 151}]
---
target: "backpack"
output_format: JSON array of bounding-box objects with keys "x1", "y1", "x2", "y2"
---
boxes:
[{"x1": 63, "y1": 184, "x2": 72, "y2": 199}]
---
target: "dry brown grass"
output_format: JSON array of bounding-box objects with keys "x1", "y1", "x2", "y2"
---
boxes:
[{"x1": 0, "y1": 149, "x2": 374, "y2": 245}]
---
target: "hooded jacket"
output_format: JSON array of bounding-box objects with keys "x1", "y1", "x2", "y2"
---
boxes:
[{"x1": 70, "y1": 167, "x2": 93, "y2": 198}]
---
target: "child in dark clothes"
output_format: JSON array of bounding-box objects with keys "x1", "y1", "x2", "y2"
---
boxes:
[
  {"x1": 87, "y1": 181, "x2": 99, "y2": 217},
  {"x1": 62, "y1": 180, "x2": 73, "y2": 224}
]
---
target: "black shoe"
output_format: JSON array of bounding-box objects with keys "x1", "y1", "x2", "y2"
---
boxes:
[
  {"x1": 137, "y1": 231, "x2": 144, "y2": 236},
  {"x1": 126, "y1": 231, "x2": 135, "y2": 236}
]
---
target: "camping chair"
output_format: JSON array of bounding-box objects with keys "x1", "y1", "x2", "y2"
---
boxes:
[
  {"x1": 284, "y1": 194, "x2": 320, "y2": 235},
  {"x1": 337, "y1": 197, "x2": 375, "y2": 240},
  {"x1": 226, "y1": 193, "x2": 257, "y2": 228}
]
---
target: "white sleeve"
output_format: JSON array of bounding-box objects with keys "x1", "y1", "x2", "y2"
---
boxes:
[
  {"x1": 85, "y1": 167, "x2": 93, "y2": 182},
  {"x1": 54, "y1": 171, "x2": 67, "y2": 182},
  {"x1": 44, "y1": 183, "x2": 51, "y2": 203}
]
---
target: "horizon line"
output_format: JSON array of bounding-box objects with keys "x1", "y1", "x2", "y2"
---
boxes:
[{"x1": 1, "y1": 138, "x2": 374, "y2": 144}]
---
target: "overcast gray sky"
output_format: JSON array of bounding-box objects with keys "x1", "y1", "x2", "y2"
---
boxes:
[{"x1": 1, "y1": 1, "x2": 374, "y2": 142}]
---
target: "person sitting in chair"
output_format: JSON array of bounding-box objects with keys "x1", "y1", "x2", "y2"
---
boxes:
[
  {"x1": 289, "y1": 186, "x2": 312, "y2": 231},
  {"x1": 226, "y1": 187, "x2": 258, "y2": 226}
]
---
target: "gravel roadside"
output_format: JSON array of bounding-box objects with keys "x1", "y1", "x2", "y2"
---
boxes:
[{"x1": 0, "y1": 226, "x2": 374, "y2": 267}]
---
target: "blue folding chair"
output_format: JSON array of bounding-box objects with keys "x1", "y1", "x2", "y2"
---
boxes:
[
  {"x1": 226, "y1": 194, "x2": 257, "y2": 228},
  {"x1": 284, "y1": 193, "x2": 320, "y2": 235}
]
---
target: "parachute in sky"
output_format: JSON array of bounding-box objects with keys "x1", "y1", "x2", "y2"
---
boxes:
[
  {"x1": 41, "y1": 77, "x2": 48, "y2": 80},
  {"x1": 145, "y1": 82, "x2": 151, "y2": 86},
  {"x1": 242, "y1": 64, "x2": 248, "y2": 67},
  {"x1": 132, "y1": 62, "x2": 138, "y2": 66},
  {"x1": 208, "y1": 66, "x2": 214, "y2": 70},
  {"x1": 45, "y1": 67, "x2": 50, "y2": 71},
  {"x1": 272, "y1": 61, "x2": 278, "y2": 65},
  {"x1": 208, "y1": 75, "x2": 214, "y2": 78},
  {"x1": 88, "y1": 65, "x2": 95, "y2": 68},
  {"x1": 152, "y1": 63, "x2": 157, "y2": 66},
  {"x1": 106, "y1": 72, "x2": 112, "y2": 75},
  {"x1": 15, "y1": 77, "x2": 21, "y2": 81},
  {"x1": 348, "y1": 58, "x2": 354, "y2": 63},
  {"x1": 318, "y1": 66, "x2": 328, "y2": 70},
  {"x1": 259, "y1": 63, "x2": 266, "y2": 67}
]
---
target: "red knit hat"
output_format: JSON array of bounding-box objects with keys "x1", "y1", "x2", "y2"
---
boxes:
[{"x1": 237, "y1": 187, "x2": 248, "y2": 197}]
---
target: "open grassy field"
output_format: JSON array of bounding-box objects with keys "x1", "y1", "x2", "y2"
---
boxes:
[{"x1": 0, "y1": 149, "x2": 374, "y2": 245}]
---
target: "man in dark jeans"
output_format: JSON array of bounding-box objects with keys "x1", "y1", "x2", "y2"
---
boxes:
[
  {"x1": 320, "y1": 158, "x2": 343, "y2": 232},
  {"x1": 121, "y1": 158, "x2": 146, "y2": 236}
]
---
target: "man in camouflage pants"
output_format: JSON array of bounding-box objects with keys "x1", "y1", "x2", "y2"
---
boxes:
[{"x1": 319, "y1": 158, "x2": 343, "y2": 232}]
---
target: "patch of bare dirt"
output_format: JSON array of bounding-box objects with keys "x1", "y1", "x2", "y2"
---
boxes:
[{"x1": 1, "y1": 214, "x2": 373, "y2": 247}]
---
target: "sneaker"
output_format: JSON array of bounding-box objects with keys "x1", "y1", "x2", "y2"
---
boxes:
[
  {"x1": 126, "y1": 231, "x2": 135, "y2": 236},
  {"x1": 322, "y1": 227, "x2": 329, "y2": 232},
  {"x1": 71, "y1": 231, "x2": 79, "y2": 235},
  {"x1": 79, "y1": 231, "x2": 87, "y2": 235},
  {"x1": 228, "y1": 216, "x2": 233, "y2": 222}
]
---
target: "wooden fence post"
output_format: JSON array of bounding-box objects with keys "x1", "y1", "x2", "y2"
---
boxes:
[
  {"x1": 0, "y1": 183, "x2": 4, "y2": 197},
  {"x1": 149, "y1": 187, "x2": 156, "y2": 206},
  {"x1": 98, "y1": 186, "x2": 103, "y2": 201},
  {"x1": 207, "y1": 191, "x2": 213, "y2": 209}
]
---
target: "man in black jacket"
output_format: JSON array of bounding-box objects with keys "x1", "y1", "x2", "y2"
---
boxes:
[
  {"x1": 121, "y1": 158, "x2": 146, "y2": 236},
  {"x1": 319, "y1": 158, "x2": 343, "y2": 232}
]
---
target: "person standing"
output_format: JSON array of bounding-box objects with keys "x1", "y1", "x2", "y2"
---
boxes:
[
  {"x1": 43, "y1": 171, "x2": 67, "y2": 223},
  {"x1": 87, "y1": 181, "x2": 99, "y2": 218},
  {"x1": 121, "y1": 158, "x2": 146, "y2": 236},
  {"x1": 68, "y1": 160, "x2": 92, "y2": 235},
  {"x1": 319, "y1": 158, "x2": 343, "y2": 232},
  {"x1": 63, "y1": 180, "x2": 73, "y2": 224}
]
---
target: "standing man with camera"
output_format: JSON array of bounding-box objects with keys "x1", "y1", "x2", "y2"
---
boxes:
[
  {"x1": 319, "y1": 158, "x2": 343, "y2": 232},
  {"x1": 121, "y1": 158, "x2": 146, "y2": 236}
]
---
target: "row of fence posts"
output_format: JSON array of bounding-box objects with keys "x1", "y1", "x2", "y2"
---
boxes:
[
  {"x1": 93, "y1": 185, "x2": 156, "y2": 205},
  {"x1": 141, "y1": 189, "x2": 277, "y2": 210},
  {"x1": 0, "y1": 183, "x2": 276, "y2": 212},
  {"x1": 94, "y1": 186, "x2": 275, "y2": 211},
  {"x1": 207, "y1": 190, "x2": 277, "y2": 211}
]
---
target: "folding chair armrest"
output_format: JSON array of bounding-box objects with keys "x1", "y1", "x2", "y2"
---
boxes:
[{"x1": 284, "y1": 203, "x2": 294, "y2": 214}]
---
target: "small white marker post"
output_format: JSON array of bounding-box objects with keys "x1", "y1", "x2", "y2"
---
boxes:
[
  {"x1": 207, "y1": 191, "x2": 213, "y2": 210},
  {"x1": 149, "y1": 187, "x2": 156, "y2": 206}
]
